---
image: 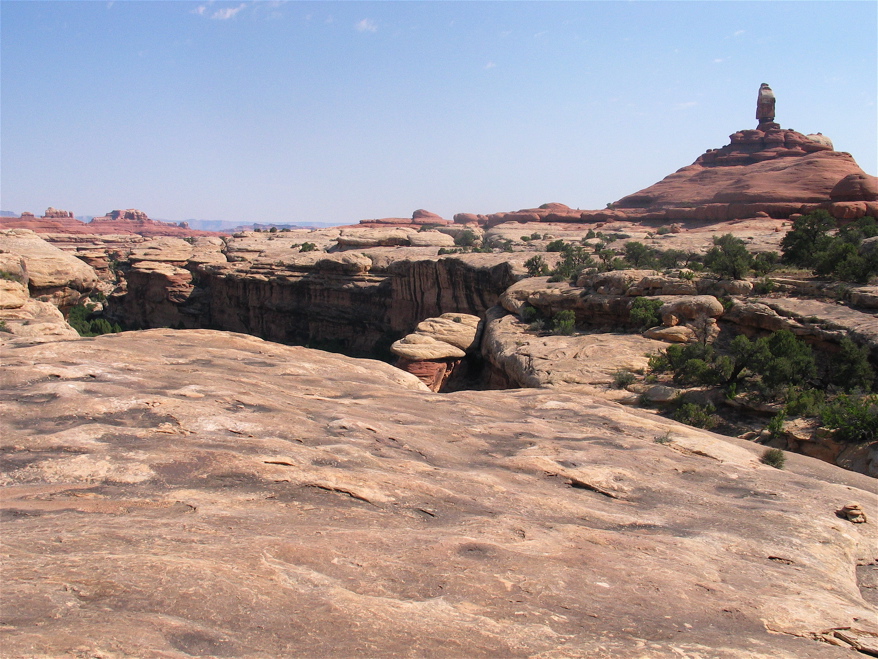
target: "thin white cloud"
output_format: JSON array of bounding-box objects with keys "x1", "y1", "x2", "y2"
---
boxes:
[
  {"x1": 356, "y1": 18, "x2": 377, "y2": 33},
  {"x1": 192, "y1": 5, "x2": 207, "y2": 15},
  {"x1": 212, "y1": 3, "x2": 246, "y2": 20},
  {"x1": 676, "y1": 102, "x2": 698, "y2": 110},
  {"x1": 733, "y1": 30, "x2": 745, "y2": 37},
  {"x1": 713, "y1": 58, "x2": 727, "y2": 64},
  {"x1": 534, "y1": 30, "x2": 548, "y2": 38},
  {"x1": 484, "y1": 61, "x2": 496, "y2": 70}
]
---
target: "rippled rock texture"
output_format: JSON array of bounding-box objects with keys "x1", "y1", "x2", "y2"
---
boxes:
[{"x1": 1, "y1": 329, "x2": 876, "y2": 658}]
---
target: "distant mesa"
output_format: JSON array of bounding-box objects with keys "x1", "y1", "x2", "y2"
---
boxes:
[
  {"x1": 0, "y1": 207, "x2": 223, "y2": 237},
  {"x1": 357, "y1": 209, "x2": 452, "y2": 228}
]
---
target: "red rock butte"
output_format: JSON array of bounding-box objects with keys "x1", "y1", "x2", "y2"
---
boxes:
[{"x1": 0, "y1": 208, "x2": 223, "y2": 237}]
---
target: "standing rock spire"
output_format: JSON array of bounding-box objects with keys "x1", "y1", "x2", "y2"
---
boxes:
[{"x1": 756, "y1": 83, "x2": 777, "y2": 129}]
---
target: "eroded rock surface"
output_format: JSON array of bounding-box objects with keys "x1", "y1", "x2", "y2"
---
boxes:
[{"x1": 1, "y1": 329, "x2": 876, "y2": 658}]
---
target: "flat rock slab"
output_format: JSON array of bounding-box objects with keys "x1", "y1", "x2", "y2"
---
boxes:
[{"x1": 1, "y1": 329, "x2": 876, "y2": 658}]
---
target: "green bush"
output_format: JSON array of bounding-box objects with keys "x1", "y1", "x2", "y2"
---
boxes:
[
  {"x1": 547, "y1": 245, "x2": 595, "y2": 282},
  {"x1": 703, "y1": 234, "x2": 754, "y2": 280},
  {"x1": 612, "y1": 369, "x2": 636, "y2": 389},
  {"x1": 781, "y1": 212, "x2": 878, "y2": 282},
  {"x1": 524, "y1": 255, "x2": 550, "y2": 277},
  {"x1": 629, "y1": 297, "x2": 664, "y2": 330},
  {"x1": 454, "y1": 230, "x2": 477, "y2": 247},
  {"x1": 0, "y1": 319, "x2": 11, "y2": 333},
  {"x1": 761, "y1": 448, "x2": 786, "y2": 469},
  {"x1": 546, "y1": 239, "x2": 567, "y2": 252},
  {"x1": 752, "y1": 252, "x2": 779, "y2": 277},
  {"x1": 299, "y1": 242, "x2": 317, "y2": 252},
  {"x1": 67, "y1": 304, "x2": 122, "y2": 337},
  {"x1": 656, "y1": 226, "x2": 672, "y2": 235},
  {"x1": 520, "y1": 306, "x2": 539, "y2": 322},
  {"x1": 766, "y1": 412, "x2": 786, "y2": 438},
  {"x1": 753, "y1": 277, "x2": 776, "y2": 294},
  {"x1": 623, "y1": 242, "x2": 657, "y2": 268},
  {"x1": 821, "y1": 395, "x2": 878, "y2": 443},
  {"x1": 673, "y1": 402, "x2": 720, "y2": 430},
  {"x1": 551, "y1": 310, "x2": 576, "y2": 335},
  {"x1": 826, "y1": 337, "x2": 875, "y2": 392}
]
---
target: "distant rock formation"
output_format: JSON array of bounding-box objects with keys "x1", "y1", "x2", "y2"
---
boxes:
[{"x1": 1, "y1": 208, "x2": 223, "y2": 238}]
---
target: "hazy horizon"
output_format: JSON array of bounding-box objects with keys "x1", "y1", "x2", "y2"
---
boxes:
[{"x1": 2, "y1": 1, "x2": 875, "y2": 225}]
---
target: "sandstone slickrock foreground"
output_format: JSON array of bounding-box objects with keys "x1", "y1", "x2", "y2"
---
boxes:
[{"x1": 2, "y1": 330, "x2": 877, "y2": 658}]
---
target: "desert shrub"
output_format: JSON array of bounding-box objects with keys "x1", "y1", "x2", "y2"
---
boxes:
[
  {"x1": 753, "y1": 277, "x2": 776, "y2": 294},
  {"x1": 612, "y1": 369, "x2": 636, "y2": 389},
  {"x1": 551, "y1": 310, "x2": 576, "y2": 335},
  {"x1": 0, "y1": 270, "x2": 22, "y2": 282},
  {"x1": 756, "y1": 330, "x2": 817, "y2": 393},
  {"x1": 521, "y1": 235, "x2": 532, "y2": 242},
  {"x1": 766, "y1": 412, "x2": 786, "y2": 438},
  {"x1": 0, "y1": 320, "x2": 10, "y2": 333},
  {"x1": 528, "y1": 319, "x2": 546, "y2": 332},
  {"x1": 454, "y1": 230, "x2": 477, "y2": 247},
  {"x1": 657, "y1": 248, "x2": 687, "y2": 270},
  {"x1": 703, "y1": 234, "x2": 753, "y2": 280},
  {"x1": 524, "y1": 255, "x2": 550, "y2": 277},
  {"x1": 656, "y1": 226, "x2": 672, "y2": 235},
  {"x1": 520, "y1": 306, "x2": 539, "y2": 322},
  {"x1": 67, "y1": 304, "x2": 122, "y2": 337},
  {"x1": 821, "y1": 395, "x2": 878, "y2": 443},
  {"x1": 784, "y1": 388, "x2": 825, "y2": 417},
  {"x1": 623, "y1": 242, "x2": 657, "y2": 268},
  {"x1": 752, "y1": 252, "x2": 779, "y2": 277},
  {"x1": 781, "y1": 212, "x2": 878, "y2": 282},
  {"x1": 299, "y1": 242, "x2": 317, "y2": 252},
  {"x1": 548, "y1": 245, "x2": 595, "y2": 282},
  {"x1": 673, "y1": 402, "x2": 720, "y2": 430},
  {"x1": 546, "y1": 239, "x2": 567, "y2": 252},
  {"x1": 629, "y1": 297, "x2": 664, "y2": 330},
  {"x1": 781, "y1": 210, "x2": 836, "y2": 266},
  {"x1": 678, "y1": 269, "x2": 695, "y2": 281},
  {"x1": 825, "y1": 337, "x2": 875, "y2": 393},
  {"x1": 531, "y1": 232, "x2": 543, "y2": 240},
  {"x1": 761, "y1": 448, "x2": 786, "y2": 469}
]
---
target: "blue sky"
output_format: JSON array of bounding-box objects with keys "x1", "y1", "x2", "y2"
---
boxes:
[{"x1": 2, "y1": 1, "x2": 876, "y2": 225}]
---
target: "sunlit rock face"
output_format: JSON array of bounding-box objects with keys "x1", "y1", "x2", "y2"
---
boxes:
[{"x1": 1, "y1": 329, "x2": 876, "y2": 658}]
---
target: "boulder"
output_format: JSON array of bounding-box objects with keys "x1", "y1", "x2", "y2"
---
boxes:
[
  {"x1": 644, "y1": 325, "x2": 695, "y2": 343},
  {"x1": 0, "y1": 279, "x2": 29, "y2": 309},
  {"x1": 336, "y1": 228, "x2": 415, "y2": 248},
  {"x1": 390, "y1": 333, "x2": 466, "y2": 360},
  {"x1": 0, "y1": 229, "x2": 99, "y2": 292},
  {"x1": 658, "y1": 295, "x2": 724, "y2": 324},
  {"x1": 830, "y1": 173, "x2": 878, "y2": 202},
  {"x1": 408, "y1": 231, "x2": 455, "y2": 248},
  {"x1": 414, "y1": 313, "x2": 482, "y2": 351}
]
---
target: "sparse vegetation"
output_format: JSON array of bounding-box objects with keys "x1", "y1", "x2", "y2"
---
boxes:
[
  {"x1": 0, "y1": 320, "x2": 11, "y2": 333},
  {"x1": 454, "y1": 230, "x2": 477, "y2": 247},
  {"x1": 629, "y1": 297, "x2": 664, "y2": 330},
  {"x1": 761, "y1": 448, "x2": 786, "y2": 469},
  {"x1": 67, "y1": 304, "x2": 122, "y2": 337},
  {"x1": 673, "y1": 402, "x2": 720, "y2": 430},
  {"x1": 612, "y1": 369, "x2": 636, "y2": 389},
  {"x1": 551, "y1": 310, "x2": 576, "y2": 335},
  {"x1": 524, "y1": 255, "x2": 550, "y2": 277},
  {"x1": 780, "y1": 211, "x2": 878, "y2": 283},
  {"x1": 703, "y1": 234, "x2": 753, "y2": 280},
  {"x1": 299, "y1": 242, "x2": 317, "y2": 252}
]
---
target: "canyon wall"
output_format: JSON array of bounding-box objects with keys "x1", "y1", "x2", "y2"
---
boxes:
[{"x1": 110, "y1": 254, "x2": 518, "y2": 357}]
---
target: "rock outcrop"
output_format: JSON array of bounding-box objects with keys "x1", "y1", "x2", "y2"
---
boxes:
[
  {"x1": 0, "y1": 229, "x2": 100, "y2": 308},
  {"x1": 391, "y1": 312, "x2": 483, "y2": 391},
  {"x1": 2, "y1": 329, "x2": 876, "y2": 658}
]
